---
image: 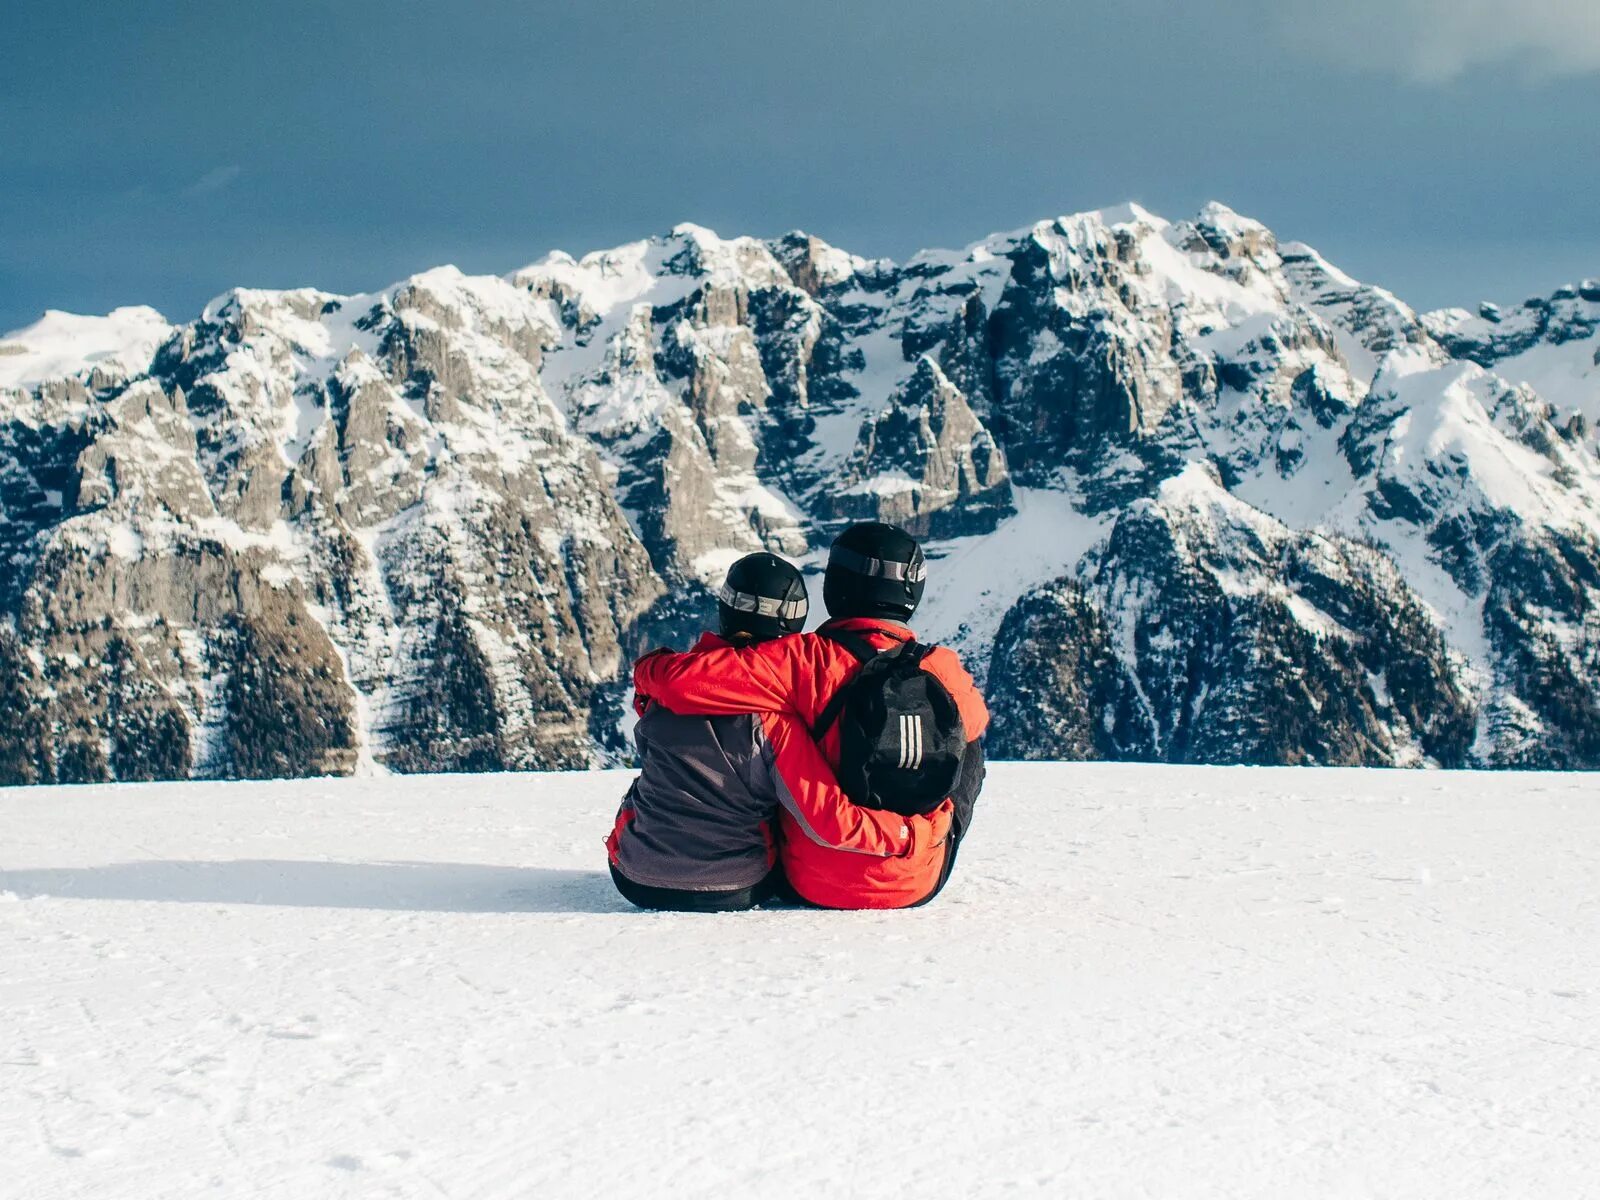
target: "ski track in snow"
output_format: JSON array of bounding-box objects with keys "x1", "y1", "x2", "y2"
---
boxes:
[{"x1": 2, "y1": 766, "x2": 1598, "y2": 1199}]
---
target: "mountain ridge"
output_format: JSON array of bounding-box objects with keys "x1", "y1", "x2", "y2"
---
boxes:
[{"x1": 2, "y1": 201, "x2": 1597, "y2": 782}]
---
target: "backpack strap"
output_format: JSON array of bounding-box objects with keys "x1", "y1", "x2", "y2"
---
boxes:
[
  {"x1": 808, "y1": 628, "x2": 918, "y2": 741},
  {"x1": 809, "y1": 687, "x2": 853, "y2": 743}
]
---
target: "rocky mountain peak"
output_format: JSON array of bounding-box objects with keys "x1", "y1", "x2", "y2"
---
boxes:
[
  {"x1": 3, "y1": 201, "x2": 1598, "y2": 783},
  {"x1": 766, "y1": 231, "x2": 867, "y2": 295}
]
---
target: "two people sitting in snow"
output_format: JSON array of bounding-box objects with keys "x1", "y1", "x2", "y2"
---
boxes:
[{"x1": 606, "y1": 520, "x2": 988, "y2": 911}]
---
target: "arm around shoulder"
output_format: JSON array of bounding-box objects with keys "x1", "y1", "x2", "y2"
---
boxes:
[
  {"x1": 762, "y1": 713, "x2": 912, "y2": 857},
  {"x1": 631, "y1": 636, "x2": 811, "y2": 717}
]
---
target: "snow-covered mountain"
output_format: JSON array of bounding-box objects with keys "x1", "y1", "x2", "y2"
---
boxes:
[{"x1": 3, "y1": 203, "x2": 1598, "y2": 782}]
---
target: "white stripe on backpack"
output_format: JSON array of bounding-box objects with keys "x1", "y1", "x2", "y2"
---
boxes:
[{"x1": 897, "y1": 713, "x2": 924, "y2": 771}]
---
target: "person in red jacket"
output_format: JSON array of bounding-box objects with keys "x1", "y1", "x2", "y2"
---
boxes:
[
  {"x1": 608, "y1": 552, "x2": 924, "y2": 912},
  {"x1": 633, "y1": 522, "x2": 988, "y2": 909}
]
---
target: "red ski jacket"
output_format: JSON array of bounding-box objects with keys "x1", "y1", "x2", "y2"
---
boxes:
[{"x1": 632, "y1": 618, "x2": 989, "y2": 908}]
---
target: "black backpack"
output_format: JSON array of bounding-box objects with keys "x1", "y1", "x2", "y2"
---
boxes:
[{"x1": 810, "y1": 628, "x2": 968, "y2": 817}]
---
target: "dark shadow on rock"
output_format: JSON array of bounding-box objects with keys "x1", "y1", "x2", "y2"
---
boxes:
[{"x1": 0, "y1": 860, "x2": 630, "y2": 914}]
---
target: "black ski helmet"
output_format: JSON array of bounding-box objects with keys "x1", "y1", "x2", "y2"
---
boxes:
[
  {"x1": 717, "y1": 552, "x2": 809, "y2": 641},
  {"x1": 822, "y1": 521, "x2": 926, "y2": 621}
]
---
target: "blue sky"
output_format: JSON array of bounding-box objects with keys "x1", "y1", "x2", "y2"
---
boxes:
[{"x1": 4, "y1": 0, "x2": 1598, "y2": 332}]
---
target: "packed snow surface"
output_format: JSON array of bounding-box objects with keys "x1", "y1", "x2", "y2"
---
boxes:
[{"x1": 4, "y1": 765, "x2": 1598, "y2": 1199}]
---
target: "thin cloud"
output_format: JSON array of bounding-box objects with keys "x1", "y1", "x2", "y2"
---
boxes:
[
  {"x1": 1270, "y1": 0, "x2": 1600, "y2": 83},
  {"x1": 185, "y1": 165, "x2": 242, "y2": 197}
]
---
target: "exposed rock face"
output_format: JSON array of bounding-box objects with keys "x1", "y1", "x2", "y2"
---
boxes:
[
  {"x1": 990, "y1": 467, "x2": 1478, "y2": 767},
  {"x1": 983, "y1": 581, "x2": 1140, "y2": 762},
  {"x1": 1480, "y1": 531, "x2": 1600, "y2": 768},
  {"x1": 1335, "y1": 351, "x2": 1600, "y2": 765},
  {"x1": 1424, "y1": 288, "x2": 1600, "y2": 371},
  {"x1": 986, "y1": 212, "x2": 1187, "y2": 478},
  {"x1": 1418, "y1": 281, "x2": 1600, "y2": 460},
  {"x1": 1, "y1": 270, "x2": 660, "y2": 781},
  {"x1": 3, "y1": 202, "x2": 1599, "y2": 782},
  {"x1": 832, "y1": 357, "x2": 1013, "y2": 537}
]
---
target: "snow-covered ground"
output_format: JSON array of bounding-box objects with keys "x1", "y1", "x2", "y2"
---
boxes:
[{"x1": 4, "y1": 765, "x2": 1598, "y2": 1199}]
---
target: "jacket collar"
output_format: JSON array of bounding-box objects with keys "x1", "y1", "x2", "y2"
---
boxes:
[
  {"x1": 695, "y1": 631, "x2": 787, "y2": 651},
  {"x1": 818, "y1": 616, "x2": 916, "y2": 639}
]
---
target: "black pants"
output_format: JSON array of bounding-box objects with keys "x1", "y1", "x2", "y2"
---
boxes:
[
  {"x1": 610, "y1": 828, "x2": 964, "y2": 912},
  {"x1": 609, "y1": 864, "x2": 781, "y2": 912}
]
